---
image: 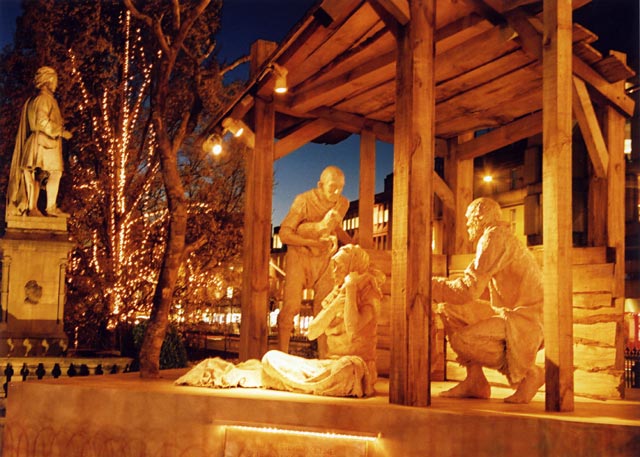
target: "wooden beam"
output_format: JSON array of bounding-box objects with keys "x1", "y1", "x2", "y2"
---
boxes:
[
  {"x1": 501, "y1": 0, "x2": 544, "y2": 10},
  {"x1": 312, "y1": 106, "x2": 395, "y2": 143},
  {"x1": 367, "y1": 0, "x2": 403, "y2": 39},
  {"x1": 605, "y1": 94, "x2": 626, "y2": 299},
  {"x1": 572, "y1": 76, "x2": 609, "y2": 178},
  {"x1": 436, "y1": 50, "x2": 533, "y2": 103},
  {"x1": 573, "y1": 57, "x2": 635, "y2": 117},
  {"x1": 240, "y1": 41, "x2": 276, "y2": 361},
  {"x1": 461, "y1": 0, "x2": 507, "y2": 26},
  {"x1": 390, "y1": 0, "x2": 435, "y2": 407},
  {"x1": 280, "y1": 0, "x2": 361, "y2": 73},
  {"x1": 359, "y1": 131, "x2": 376, "y2": 249},
  {"x1": 456, "y1": 110, "x2": 543, "y2": 160},
  {"x1": 294, "y1": 27, "x2": 391, "y2": 94},
  {"x1": 505, "y1": 7, "x2": 542, "y2": 60},
  {"x1": 435, "y1": 24, "x2": 521, "y2": 85},
  {"x1": 368, "y1": 0, "x2": 410, "y2": 25},
  {"x1": 290, "y1": 51, "x2": 396, "y2": 113},
  {"x1": 475, "y1": 5, "x2": 634, "y2": 119},
  {"x1": 594, "y1": 50, "x2": 636, "y2": 84},
  {"x1": 444, "y1": 134, "x2": 475, "y2": 255},
  {"x1": 274, "y1": 103, "x2": 395, "y2": 144},
  {"x1": 587, "y1": 176, "x2": 607, "y2": 246},
  {"x1": 240, "y1": 55, "x2": 274, "y2": 362},
  {"x1": 502, "y1": 0, "x2": 591, "y2": 12},
  {"x1": 228, "y1": 95, "x2": 255, "y2": 126},
  {"x1": 274, "y1": 119, "x2": 334, "y2": 159},
  {"x1": 433, "y1": 172, "x2": 454, "y2": 211},
  {"x1": 604, "y1": 96, "x2": 626, "y2": 376},
  {"x1": 542, "y1": 0, "x2": 574, "y2": 412}
]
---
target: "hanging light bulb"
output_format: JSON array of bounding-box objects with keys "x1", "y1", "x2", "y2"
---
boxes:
[
  {"x1": 272, "y1": 63, "x2": 288, "y2": 94},
  {"x1": 203, "y1": 133, "x2": 223, "y2": 155}
]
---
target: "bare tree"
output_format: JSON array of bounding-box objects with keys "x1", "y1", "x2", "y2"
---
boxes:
[{"x1": 123, "y1": 0, "x2": 249, "y2": 377}]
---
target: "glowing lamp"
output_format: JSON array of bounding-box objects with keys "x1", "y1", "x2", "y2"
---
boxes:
[
  {"x1": 272, "y1": 63, "x2": 288, "y2": 94},
  {"x1": 483, "y1": 175, "x2": 493, "y2": 183},
  {"x1": 203, "y1": 133, "x2": 223, "y2": 155},
  {"x1": 222, "y1": 117, "x2": 244, "y2": 137}
]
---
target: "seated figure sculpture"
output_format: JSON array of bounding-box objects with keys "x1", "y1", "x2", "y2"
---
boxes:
[
  {"x1": 175, "y1": 244, "x2": 384, "y2": 398},
  {"x1": 262, "y1": 244, "x2": 384, "y2": 397},
  {"x1": 432, "y1": 197, "x2": 545, "y2": 404}
]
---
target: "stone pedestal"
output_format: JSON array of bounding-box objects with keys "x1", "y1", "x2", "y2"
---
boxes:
[{"x1": 0, "y1": 215, "x2": 73, "y2": 356}]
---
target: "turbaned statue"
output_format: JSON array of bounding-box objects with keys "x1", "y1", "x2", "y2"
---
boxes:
[{"x1": 7, "y1": 66, "x2": 71, "y2": 218}]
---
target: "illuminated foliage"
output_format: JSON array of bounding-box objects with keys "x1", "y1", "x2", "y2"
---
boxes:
[{"x1": 0, "y1": 0, "x2": 247, "y2": 355}]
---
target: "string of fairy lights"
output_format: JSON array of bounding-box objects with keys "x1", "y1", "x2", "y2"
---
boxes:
[
  {"x1": 68, "y1": 10, "x2": 165, "y2": 328},
  {"x1": 67, "y1": 9, "x2": 238, "y2": 332}
]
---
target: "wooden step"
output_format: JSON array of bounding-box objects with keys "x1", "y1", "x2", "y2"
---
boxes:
[
  {"x1": 573, "y1": 263, "x2": 613, "y2": 293},
  {"x1": 530, "y1": 246, "x2": 611, "y2": 266}
]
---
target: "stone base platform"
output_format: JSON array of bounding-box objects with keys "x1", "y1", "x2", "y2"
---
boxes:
[{"x1": 2, "y1": 369, "x2": 639, "y2": 456}]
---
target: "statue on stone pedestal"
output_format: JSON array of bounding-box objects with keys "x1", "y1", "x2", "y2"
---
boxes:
[
  {"x1": 6, "y1": 66, "x2": 72, "y2": 218},
  {"x1": 277, "y1": 165, "x2": 350, "y2": 355},
  {"x1": 432, "y1": 197, "x2": 545, "y2": 404}
]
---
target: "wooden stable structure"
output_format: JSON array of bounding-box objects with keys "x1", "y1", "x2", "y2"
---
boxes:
[{"x1": 209, "y1": 0, "x2": 635, "y2": 412}]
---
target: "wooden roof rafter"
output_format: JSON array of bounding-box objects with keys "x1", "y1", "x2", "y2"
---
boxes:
[
  {"x1": 207, "y1": 0, "x2": 634, "y2": 155},
  {"x1": 290, "y1": 50, "x2": 396, "y2": 113},
  {"x1": 293, "y1": 26, "x2": 392, "y2": 93}
]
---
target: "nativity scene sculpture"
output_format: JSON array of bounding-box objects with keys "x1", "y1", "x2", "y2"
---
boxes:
[
  {"x1": 276, "y1": 165, "x2": 350, "y2": 356},
  {"x1": 7, "y1": 66, "x2": 71, "y2": 218},
  {"x1": 431, "y1": 197, "x2": 545, "y2": 404},
  {"x1": 176, "y1": 244, "x2": 384, "y2": 398}
]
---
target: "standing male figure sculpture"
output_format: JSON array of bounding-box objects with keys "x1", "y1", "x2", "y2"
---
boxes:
[
  {"x1": 277, "y1": 165, "x2": 350, "y2": 354},
  {"x1": 7, "y1": 66, "x2": 72, "y2": 217},
  {"x1": 432, "y1": 197, "x2": 545, "y2": 404}
]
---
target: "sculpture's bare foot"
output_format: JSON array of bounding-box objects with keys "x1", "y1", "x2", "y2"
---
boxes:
[
  {"x1": 6, "y1": 206, "x2": 22, "y2": 216},
  {"x1": 28, "y1": 208, "x2": 45, "y2": 217},
  {"x1": 440, "y1": 378, "x2": 491, "y2": 399},
  {"x1": 504, "y1": 365, "x2": 544, "y2": 404},
  {"x1": 46, "y1": 207, "x2": 69, "y2": 217}
]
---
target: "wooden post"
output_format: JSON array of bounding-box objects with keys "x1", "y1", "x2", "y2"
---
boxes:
[
  {"x1": 542, "y1": 0, "x2": 574, "y2": 412},
  {"x1": 605, "y1": 95, "x2": 626, "y2": 300},
  {"x1": 359, "y1": 131, "x2": 376, "y2": 249},
  {"x1": 587, "y1": 174, "x2": 607, "y2": 246},
  {"x1": 390, "y1": 0, "x2": 435, "y2": 407},
  {"x1": 605, "y1": 89, "x2": 627, "y2": 372},
  {"x1": 443, "y1": 133, "x2": 475, "y2": 256},
  {"x1": 239, "y1": 40, "x2": 276, "y2": 361}
]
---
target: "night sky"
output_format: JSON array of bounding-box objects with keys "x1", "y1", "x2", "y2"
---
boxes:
[{"x1": 0, "y1": 0, "x2": 636, "y2": 226}]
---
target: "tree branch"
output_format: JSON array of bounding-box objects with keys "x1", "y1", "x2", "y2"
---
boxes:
[
  {"x1": 122, "y1": 0, "x2": 171, "y2": 55},
  {"x1": 172, "y1": 109, "x2": 192, "y2": 155},
  {"x1": 184, "y1": 235, "x2": 208, "y2": 259},
  {"x1": 172, "y1": 0, "x2": 211, "y2": 54},
  {"x1": 221, "y1": 55, "x2": 250, "y2": 76},
  {"x1": 172, "y1": 0, "x2": 181, "y2": 32},
  {"x1": 122, "y1": 0, "x2": 153, "y2": 27}
]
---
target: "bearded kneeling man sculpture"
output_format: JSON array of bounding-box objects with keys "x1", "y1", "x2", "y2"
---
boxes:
[{"x1": 432, "y1": 198, "x2": 545, "y2": 404}]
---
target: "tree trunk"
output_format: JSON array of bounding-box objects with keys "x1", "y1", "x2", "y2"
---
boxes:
[
  {"x1": 139, "y1": 129, "x2": 187, "y2": 377},
  {"x1": 124, "y1": 0, "x2": 211, "y2": 378},
  {"x1": 138, "y1": 56, "x2": 188, "y2": 377}
]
